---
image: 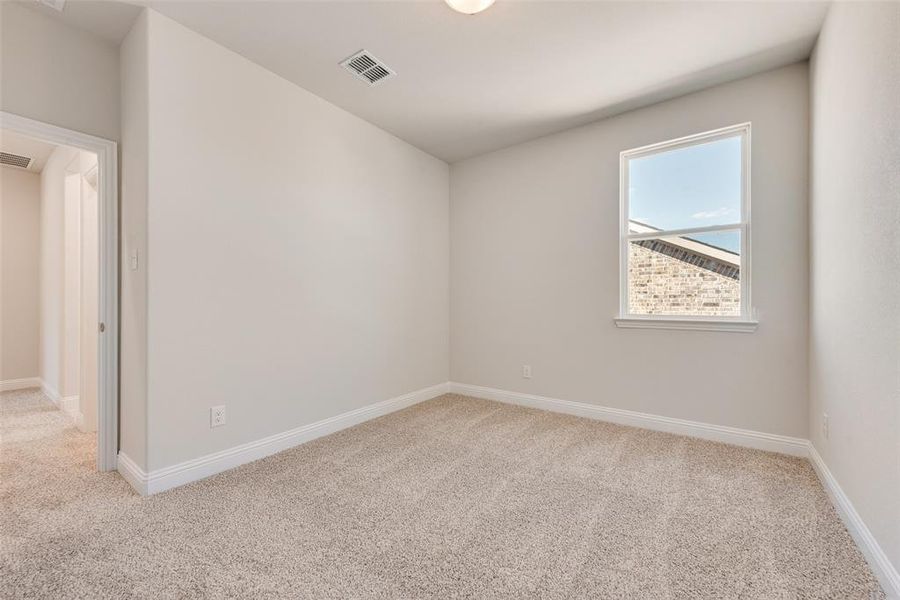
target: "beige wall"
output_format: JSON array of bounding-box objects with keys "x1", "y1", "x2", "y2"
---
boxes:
[
  {"x1": 125, "y1": 10, "x2": 449, "y2": 471},
  {"x1": 450, "y1": 64, "x2": 809, "y2": 437},
  {"x1": 809, "y1": 1, "x2": 900, "y2": 576},
  {"x1": 0, "y1": 167, "x2": 41, "y2": 382},
  {"x1": 0, "y1": 2, "x2": 119, "y2": 142}
]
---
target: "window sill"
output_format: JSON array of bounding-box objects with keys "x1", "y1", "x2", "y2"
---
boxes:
[{"x1": 614, "y1": 317, "x2": 758, "y2": 333}]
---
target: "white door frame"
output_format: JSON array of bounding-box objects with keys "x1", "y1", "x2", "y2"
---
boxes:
[{"x1": 1, "y1": 111, "x2": 119, "y2": 471}]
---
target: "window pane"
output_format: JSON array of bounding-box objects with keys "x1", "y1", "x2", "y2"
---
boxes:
[
  {"x1": 683, "y1": 230, "x2": 741, "y2": 255},
  {"x1": 628, "y1": 230, "x2": 741, "y2": 317},
  {"x1": 628, "y1": 135, "x2": 742, "y2": 231}
]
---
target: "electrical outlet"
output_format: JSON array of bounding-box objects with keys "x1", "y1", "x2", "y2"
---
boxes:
[
  {"x1": 822, "y1": 413, "x2": 829, "y2": 440},
  {"x1": 523, "y1": 365, "x2": 532, "y2": 379},
  {"x1": 210, "y1": 405, "x2": 226, "y2": 428}
]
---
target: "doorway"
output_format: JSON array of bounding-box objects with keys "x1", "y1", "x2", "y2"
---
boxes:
[{"x1": 0, "y1": 112, "x2": 118, "y2": 471}]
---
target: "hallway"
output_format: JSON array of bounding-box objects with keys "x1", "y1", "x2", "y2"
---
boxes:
[{"x1": 0, "y1": 388, "x2": 132, "y2": 597}]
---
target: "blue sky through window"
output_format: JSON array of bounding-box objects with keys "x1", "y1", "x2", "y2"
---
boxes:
[
  {"x1": 684, "y1": 230, "x2": 740, "y2": 257},
  {"x1": 629, "y1": 135, "x2": 741, "y2": 252}
]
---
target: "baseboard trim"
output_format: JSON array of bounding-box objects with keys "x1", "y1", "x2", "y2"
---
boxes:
[
  {"x1": 41, "y1": 384, "x2": 83, "y2": 426},
  {"x1": 41, "y1": 381, "x2": 61, "y2": 405},
  {"x1": 448, "y1": 382, "x2": 809, "y2": 457},
  {"x1": 0, "y1": 377, "x2": 42, "y2": 392},
  {"x1": 58, "y1": 395, "x2": 84, "y2": 428},
  {"x1": 117, "y1": 381, "x2": 450, "y2": 496},
  {"x1": 116, "y1": 452, "x2": 147, "y2": 495},
  {"x1": 807, "y1": 443, "x2": 900, "y2": 598}
]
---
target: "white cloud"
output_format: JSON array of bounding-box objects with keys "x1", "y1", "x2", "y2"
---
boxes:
[{"x1": 691, "y1": 207, "x2": 735, "y2": 220}]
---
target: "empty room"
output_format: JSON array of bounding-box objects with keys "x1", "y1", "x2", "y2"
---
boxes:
[{"x1": 0, "y1": 0, "x2": 897, "y2": 598}]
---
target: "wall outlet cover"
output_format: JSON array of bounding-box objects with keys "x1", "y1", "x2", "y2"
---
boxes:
[{"x1": 211, "y1": 405, "x2": 226, "y2": 428}]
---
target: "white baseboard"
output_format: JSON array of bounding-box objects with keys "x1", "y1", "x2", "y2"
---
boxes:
[
  {"x1": 41, "y1": 381, "x2": 61, "y2": 404},
  {"x1": 40, "y1": 384, "x2": 83, "y2": 427},
  {"x1": 117, "y1": 381, "x2": 450, "y2": 496},
  {"x1": 59, "y1": 395, "x2": 78, "y2": 412},
  {"x1": 0, "y1": 377, "x2": 42, "y2": 392},
  {"x1": 58, "y1": 395, "x2": 84, "y2": 428},
  {"x1": 449, "y1": 382, "x2": 809, "y2": 457},
  {"x1": 116, "y1": 452, "x2": 146, "y2": 495},
  {"x1": 808, "y1": 444, "x2": 900, "y2": 598}
]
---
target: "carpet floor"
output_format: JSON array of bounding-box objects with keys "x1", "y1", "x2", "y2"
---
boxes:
[{"x1": 0, "y1": 388, "x2": 884, "y2": 599}]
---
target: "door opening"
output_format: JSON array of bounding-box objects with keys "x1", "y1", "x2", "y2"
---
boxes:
[{"x1": 0, "y1": 112, "x2": 118, "y2": 471}]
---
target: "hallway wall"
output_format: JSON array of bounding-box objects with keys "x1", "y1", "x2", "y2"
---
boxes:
[
  {"x1": 0, "y1": 167, "x2": 41, "y2": 382},
  {"x1": 40, "y1": 146, "x2": 77, "y2": 398},
  {"x1": 39, "y1": 145, "x2": 99, "y2": 430},
  {"x1": 80, "y1": 163, "x2": 99, "y2": 432}
]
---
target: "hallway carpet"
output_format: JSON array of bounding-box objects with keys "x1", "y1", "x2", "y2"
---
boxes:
[{"x1": 0, "y1": 388, "x2": 884, "y2": 599}]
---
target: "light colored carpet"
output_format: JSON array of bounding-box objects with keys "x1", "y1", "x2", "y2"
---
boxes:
[{"x1": 0, "y1": 388, "x2": 884, "y2": 599}]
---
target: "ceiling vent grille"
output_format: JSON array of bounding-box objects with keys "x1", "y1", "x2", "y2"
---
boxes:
[
  {"x1": 0, "y1": 152, "x2": 32, "y2": 169},
  {"x1": 341, "y1": 50, "x2": 395, "y2": 86}
]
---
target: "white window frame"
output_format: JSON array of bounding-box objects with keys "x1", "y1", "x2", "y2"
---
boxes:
[{"x1": 615, "y1": 122, "x2": 757, "y2": 333}]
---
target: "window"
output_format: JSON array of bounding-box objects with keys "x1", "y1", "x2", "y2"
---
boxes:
[{"x1": 617, "y1": 123, "x2": 755, "y2": 332}]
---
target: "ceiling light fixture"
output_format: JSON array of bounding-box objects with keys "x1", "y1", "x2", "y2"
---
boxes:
[{"x1": 444, "y1": 0, "x2": 495, "y2": 15}]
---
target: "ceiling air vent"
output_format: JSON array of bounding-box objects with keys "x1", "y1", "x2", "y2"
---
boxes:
[
  {"x1": 340, "y1": 50, "x2": 395, "y2": 86},
  {"x1": 0, "y1": 152, "x2": 32, "y2": 169}
]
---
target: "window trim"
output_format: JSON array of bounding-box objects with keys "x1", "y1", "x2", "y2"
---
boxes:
[{"x1": 617, "y1": 122, "x2": 756, "y2": 332}]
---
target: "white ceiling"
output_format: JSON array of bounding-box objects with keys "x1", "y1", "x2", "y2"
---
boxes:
[
  {"x1": 29, "y1": 1, "x2": 829, "y2": 163},
  {"x1": 0, "y1": 129, "x2": 58, "y2": 173}
]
